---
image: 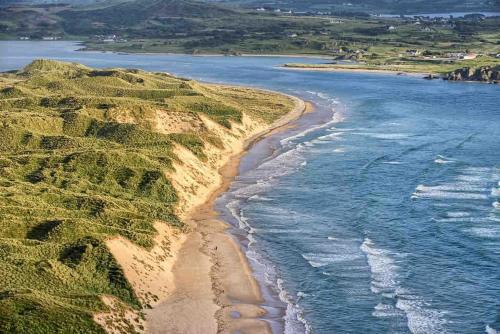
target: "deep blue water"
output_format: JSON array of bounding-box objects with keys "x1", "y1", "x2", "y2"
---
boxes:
[{"x1": 1, "y1": 41, "x2": 499, "y2": 334}]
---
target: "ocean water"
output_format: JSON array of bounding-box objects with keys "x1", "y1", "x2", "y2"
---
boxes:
[{"x1": 1, "y1": 41, "x2": 499, "y2": 333}]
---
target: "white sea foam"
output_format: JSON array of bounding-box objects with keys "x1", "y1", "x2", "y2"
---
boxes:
[
  {"x1": 361, "y1": 239, "x2": 448, "y2": 333},
  {"x1": 434, "y1": 159, "x2": 454, "y2": 164},
  {"x1": 416, "y1": 184, "x2": 488, "y2": 193},
  {"x1": 466, "y1": 227, "x2": 500, "y2": 239},
  {"x1": 493, "y1": 201, "x2": 500, "y2": 209},
  {"x1": 333, "y1": 147, "x2": 345, "y2": 153},
  {"x1": 353, "y1": 132, "x2": 410, "y2": 140},
  {"x1": 249, "y1": 194, "x2": 272, "y2": 201},
  {"x1": 316, "y1": 132, "x2": 343, "y2": 142},
  {"x1": 396, "y1": 294, "x2": 448, "y2": 334},
  {"x1": 254, "y1": 228, "x2": 305, "y2": 234},
  {"x1": 412, "y1": 184, "x2": 489, "y2": 200},
  {"x1": 360, "y1": 239, "x2": 399, "y2": 294},
  {"x1": 280, "y1": 101, "x2": 344, "y2": 147},
  {"x1": 226, "y1": 196, "x2": 311, "y2": 334},
  {"x1": 382, "y1": 161, "x2": 403, "y2": 165},
  {"x1": 434, "y1": 155, "x2": 456, "y2": 164},
  {"x1": 486, "y1": 325, "x2": 499, "y2": 334},
  {"x1": 372, "y1": 303, "x2": 400, "y2": 318},
  {"x1": 446, "y1": 211, "x2": 470, "y2": 218},
  {"x1": 433, "y1": 217, "x2": 475, "y2": 223},
  {"x1": 302, "y1": 253, "x2": 362, "y2": 267},
  {"x1": 278, "y1": 278, "x2": 312, "y2": 334}
]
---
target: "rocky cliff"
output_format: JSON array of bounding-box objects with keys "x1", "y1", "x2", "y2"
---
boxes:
[{"x1": 446, "y1": 66, "x2": 500, "y2": 83}]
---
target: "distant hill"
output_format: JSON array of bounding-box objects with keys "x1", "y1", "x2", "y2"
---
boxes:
[
  {"x1": 55, "y1": 0, "x2": 241, "y2": 36},
  {"x1": 205, "y1": 0, "x2": 500, "y2": 14},
  {"x1": 0, "y1": 0, "x2": 245, "y2": 38},
  {"x1": 4, "y1": 0, "x2": 498, "y2": 12}
]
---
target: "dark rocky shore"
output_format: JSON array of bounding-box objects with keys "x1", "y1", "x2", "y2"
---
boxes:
[{"x1": 445, "y1": 66, "x2": 500, "y2": 83}]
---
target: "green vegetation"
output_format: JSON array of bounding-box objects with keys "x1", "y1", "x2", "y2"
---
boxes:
[
  {"x1": 210, "y1": 0, "x2": 499, "y2": 14},
  {"x1": 0, "y1": 59, "x2": 293, "y2": 333},
  {"x1": 284, "y1": 57, "x2": 500, "y2": 76},
  {"x1": 1, "y1": 0, "x2": 499, "y2": 77}
]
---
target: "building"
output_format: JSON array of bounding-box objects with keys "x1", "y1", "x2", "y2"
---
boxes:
[
  {"x1": 463, "y1": 53, "x2": 477, "y2": 60},
  {"x1": 406, "y1": 49, "x2": 421, "y2": 56}
]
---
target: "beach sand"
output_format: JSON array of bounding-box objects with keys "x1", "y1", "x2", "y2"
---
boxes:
[
  {"x1": 282, "y1": 65, "x2": 430, "y2": 77},
  {"x1": 143, "y1": 95, "x2": 310, "y2": 333}
]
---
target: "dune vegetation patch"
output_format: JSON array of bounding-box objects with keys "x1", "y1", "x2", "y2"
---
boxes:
[{"x1": 0, "y1": 59, "x2": 294, "y2": 333}]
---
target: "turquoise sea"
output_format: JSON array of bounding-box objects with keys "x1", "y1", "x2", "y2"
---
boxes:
[{"x1": 1, "y1": 41, "x2": 499, "y2": 333}]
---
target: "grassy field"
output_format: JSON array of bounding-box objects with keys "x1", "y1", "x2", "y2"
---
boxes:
[
  {"x1": 284, "y1": 56, "x2": 500, "y2": 75},
  {"x1": 0, "y1": 59, "x2": 294, "y2": 333},
  {"x1": 1, "y1": 1, "x2": 499, "y2": 76},
  {"x1": 2, "y1": 1, "x2": 499, "y2": 61}
]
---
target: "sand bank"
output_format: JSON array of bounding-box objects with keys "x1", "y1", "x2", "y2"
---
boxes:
[{"x1": 281, "y1": 65, "x2": 430, "y2": 77}]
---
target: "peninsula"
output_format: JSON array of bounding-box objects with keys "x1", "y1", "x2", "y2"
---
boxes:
[{"x1": 0, "y1": 59, "x2": 305, "y2": 333}]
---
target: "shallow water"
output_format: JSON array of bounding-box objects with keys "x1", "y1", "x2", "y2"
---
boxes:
[{"x1": 2, "y1": 41, "x2": 499, "y2": 333}]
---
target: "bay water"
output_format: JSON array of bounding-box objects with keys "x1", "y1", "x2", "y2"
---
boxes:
[{"x1": 1, "y1": 41, "x2": 499, "y2": 333}]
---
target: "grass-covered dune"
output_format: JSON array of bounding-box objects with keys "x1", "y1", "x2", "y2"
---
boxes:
[{"x1": 0, "y1": 59, "x2": 294, "y2": 333}]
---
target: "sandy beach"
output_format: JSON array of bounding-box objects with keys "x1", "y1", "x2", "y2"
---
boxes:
[
  {"x1": 144, "y1": 95, "x2": 311, "y2": 333},
  {"x1": 281, "y1": 65, "x2": 431, "y2": 77}
]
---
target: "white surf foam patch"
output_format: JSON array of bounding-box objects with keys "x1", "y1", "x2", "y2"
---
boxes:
[
  {"x1": 353, "y1": 132, "x2": 411, "y2": 140},
  {"x1": 226, "y1": 198, "x2": 312, "y2": 334},
  {"x1": 372, "y1": 303, "x2": 401, "y2": 318},
  {"x1": 278, "y1": 279, "x2": 312, "y2": 334},
  {"x1": 248, "y1": 194, "x2": 272, "y2": 201},
  {"x1": 280, "y1": 114, "x2": 344, "y2": 147},
  {"x1": 396, "y1": 292, "x2": 448, "y2": 334},
  {"x1": 493, "y1": 201, "x2": 500, "y2": 209},
  {"x1": 302, "y1": 252, "x2": 362, "y2": 268},
  {"x1": 280, "y1": 94, "x2": 344, "y2": 148},
  {"x1": 466, "y1": 227, "x2": 500, "y2": 239},
  {"x1": 382, "y1": 161, "x2": 403, "y2": 165},
  {"x1": 412, "y1": 186, "x2": 489, "y2": 200},
  {"x1": 333, "y1": 147, "x2": 345, "y2": 153},
  {"x1": 361, "y1": 239, "x2": 448, "y2": 333},
  {"x1": 226, "y1": 200, "x2": 251, "y2": 231},
  {"x1": 433, "y1": 217, "x2": 476, "y2": 223},
  {"x1": 434, "y1": 155, "x2": 456, "y2": 164},
  {"x1": 486, "y1": 325, "x2": 499, "y2": 334},
  {"x1": 360, "y1": 238, "x2": 399, "y2": 294},
  {"x1": 415, "y1": 184, "x2": 489, "y2": 193},
  {"x1": 446, "y1": 211, "x2": 470, "y2": 218}
]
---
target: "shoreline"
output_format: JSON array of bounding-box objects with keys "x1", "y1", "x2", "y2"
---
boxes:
[
  {"x1": 281, "y1": 65, "x2": 432, "y2": 77},
  {"x1": 78, "y1": 46, "x2": 333, "y2": 60},
  {"x1": 145, "y1": 94, "x2": 310, "y2": 333}
]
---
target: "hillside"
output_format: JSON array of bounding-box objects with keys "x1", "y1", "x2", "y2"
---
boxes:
[
  {"x1": 0, "y1": 59, "x2": 295, "y2": 332},
  {"x1": 1, "y1": 0, "x2": 499, "y2": 74},
  {"x1": 207, "y1": 0, "x2": 500, "y2": 14},
  {"x1": 3, "y1": 0, "x2": 499, "y2": 13}
]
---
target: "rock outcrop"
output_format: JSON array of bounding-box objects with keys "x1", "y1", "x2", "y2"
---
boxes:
[{"x1": 446, "y1": 66, "x2": 500, "y2": 83}]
